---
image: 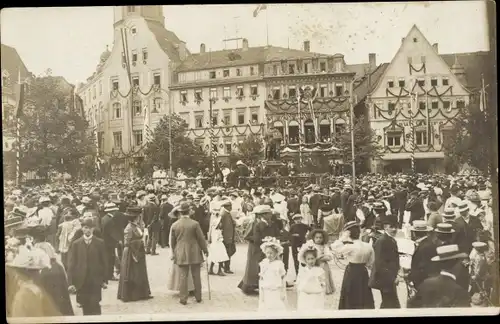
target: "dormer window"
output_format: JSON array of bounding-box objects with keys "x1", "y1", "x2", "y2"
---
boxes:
[
  {"x1": 442, "y1": 78, "x2": 449, "y2": 86},
  {"x1": 131, "y1": 27, "x2": 137, "y2": 35},
  {"x1": 142, "y1": 49, "x2": 148, "y2": 61},
  {"x1": 209, "y1": 71, "x2": 216, "y2": 79},
  {"x1": 335, "y1": 62, "x2": 342, "y2": 72},
  {"x1": 112, "y1": 79, "x2": 119, "y2": 91},
  {"x1": 223, "y1": 69, "x2": 230, "y2": 78},
  {"x1": 127, "y1": 6, "x2": 135, "y2": 13},
  {"x1": 236, "y1": 68, "x2": 242, "y2": 76},
  {"x1": 272, "y1": 87, "x2": 281, "y2": 100},
  {"x1": 132, "y1": 77, "x2": 139, "y2": 87},
  {"x1": 180, "y1": 91, "x2": 187, "y2": 102},
  {"x1": 288, "y1": 64, "x2": 295, "y2": 74},
  {"x1": 417, "y1": 78, "x2": 425, "y2": 87},
  {"x1": 387, "y1": 80, "x2": 394, "y2": 88}
]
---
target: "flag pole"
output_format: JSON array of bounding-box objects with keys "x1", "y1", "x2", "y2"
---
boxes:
[
  {"x1": 16, "y1": 68, "x2": 22, "y2": 187},
  {"x1": 266, "y1": 6, "x2": 269, "y2": 46}
]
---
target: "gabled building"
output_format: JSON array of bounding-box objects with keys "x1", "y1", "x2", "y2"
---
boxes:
[
  {"x1": 366, "y1": 25, "x2": 485, "y2": 174},
  {"x1": 76, "y1": 5, "x2": 188, "y2": 173}
]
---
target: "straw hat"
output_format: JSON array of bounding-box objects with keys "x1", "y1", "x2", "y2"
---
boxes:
[
  {"x1": 343, "y1": 221, "x2": 359, "y2": 232},
  {"x1": 81, "y1": 196, "x2": 92, "y2": 204},
  {"x1": 291, "y1": 214, "x2": 303, "y2": 220},
  {"x1": 104, "y1": 202, "x2": 119, "y2": 213},
  {"x1": 441, "y1": 208, "x2": 456, "y2": 221},
  {"x1": 431, "y1": 245, "x2": 468, "y2": 262},
  {"x1": 259, "y1": 236, "x2": 283, "y2": 255},
  {"x1": 38, "y1": 196, "x2": 51, "y2": 204},
  {"x1": 6, "y1": 247, "x2": 51, "y2": 270},
  {"x1": 253, "y1": 205, "x2": 272, "y2": 214},
  {"x1": 434, "y1": 223, "x2": 455, "y2": 234},
  {"x1": 457, "y1": 200, "x2": 470, "y2": 213},
  {"x1": 472, "y1": 241, "x2": 487, "y2": 251},
  {"x1": 410, "y1": 220, "x2": 432, "y2": 232}
]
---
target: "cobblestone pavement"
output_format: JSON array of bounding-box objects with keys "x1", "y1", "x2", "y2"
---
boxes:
[{"x1": 70, "y1": 241, "x2": 408, "y2": 316}]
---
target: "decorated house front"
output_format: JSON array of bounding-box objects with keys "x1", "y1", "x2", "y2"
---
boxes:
[{"x1": 366, "y1": 25, "x2": 471, "y2": 174}]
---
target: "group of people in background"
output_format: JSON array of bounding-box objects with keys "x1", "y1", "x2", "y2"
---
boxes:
[{"x1": 4, "y1": 166, "x2": 497, "y2": 317}]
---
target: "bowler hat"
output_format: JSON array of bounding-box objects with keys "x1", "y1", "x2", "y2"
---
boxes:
[
  {"x1": 382, "y1": 215, "x2": 398, "y2": 227},
  {"x1": 177, "y1": 202, "x2": 191, "y2": 213},
  {"x1": 125, "y1": 206, "x2": 142, "y2": 217}
]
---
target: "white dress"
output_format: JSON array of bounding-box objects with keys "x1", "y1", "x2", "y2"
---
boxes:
[
  {"x1": 258, "y1": 259, "x2": 287, "y2": 311},
  {"x1": 296, "y1": 266, "x2": 326, "y2": 311},
  {"x1": 207, "y1": 217, "x2": 229, "y2": 264}
]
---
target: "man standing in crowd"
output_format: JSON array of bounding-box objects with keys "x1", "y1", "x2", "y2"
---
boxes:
[
  {"x1": 143, "y1": 195, "x2": 160, "y2": 255},
  {"x1": 219, "y1": 200, "x2": 236, "y2": 274},
  {"x1": 369, "y1": 216, "x2": 401, "y2": 308},
  {"x1": 170, "y1": 203, "x2": 208, "y2": 305},
  {"x1": 67, "y1": 218, "x2": 108, "y2": 315}
]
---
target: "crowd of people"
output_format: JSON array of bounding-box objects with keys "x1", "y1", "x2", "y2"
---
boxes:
[{"x1": 4, "y1": 165, "x2": 497, "y2": 317}]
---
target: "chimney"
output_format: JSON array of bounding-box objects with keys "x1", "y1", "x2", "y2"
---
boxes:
[
  {"x1": 242, "y1": 38, "x2": 249, "y2": 51},
  {"x1": 303, "y1": 40, "x2": 310, "y2": 52},
  {"x1": 200, "y1": 43, "x2": 206, "y2": 54},
  {"x1": 368, "y1": 53, "x2": 376, "y2": 71},
  {"x1": 177, "y1": 42, "x2": 187, "y2": 61},
  {"x1": 432, "y1": 43, "x2": 438, "y2": 53}
]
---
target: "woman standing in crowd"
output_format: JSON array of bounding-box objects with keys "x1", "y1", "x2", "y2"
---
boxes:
[
  {"x1": 117, "y1": 207, "x2": 153, "y2": 302},
  {"x1": 331, "y1": 221, "x2": 375, "y2": 309}
]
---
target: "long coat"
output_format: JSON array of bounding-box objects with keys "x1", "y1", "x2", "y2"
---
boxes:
[
  {"x1": 143, "y1": 202, "x2": 160, "y2": 231},
  {"x1": 409, "y1": 235, "x2": 439, "y2": 288},
  {"x1": 192, "y1": 205, "x2": 210, "y2": 238},
  {"x1": 219, "y1": 208, "x2": 236, "y2": 257},
  {"x1": 369, "y1": 232, "x2": 400, "y2": 291},
  {"x1": 170, "y1": 217, "x2": 208, "y2": 266},
  {"x1": 39, "y1": 260, "x2": 74, "y2": 316},
  {"x1": 407, "y1": 274, "x2": 470, "y2": 308},
  {"x1": 238, "y1": 218, "x2": 280, "y2": 292},
  {"x1": 67, "y1": 236, "x2": 107, "y2": 305},
  {"x1": 454, "y1": 217, "x2": 476, "y2": 254}
]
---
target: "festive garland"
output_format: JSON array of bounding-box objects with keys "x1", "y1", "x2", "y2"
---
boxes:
[
  {"x1": 409, "y1": 63, "x2": 426, "y2": 75},
  {"x1": 265, "y1": 97, "x2": 349, "y2": 115},
  {"x1": 186, "y1": 124, "x2": 264, "y2": 138}
]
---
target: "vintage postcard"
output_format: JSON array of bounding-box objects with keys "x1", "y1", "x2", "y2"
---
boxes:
[{"x1": 2, "y1": 2, "x2": 498, "y2": 322}]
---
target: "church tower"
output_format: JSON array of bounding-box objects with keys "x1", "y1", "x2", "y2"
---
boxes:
[{"x1": 113, "y1": 5, "x2": 165, "y2": 28}]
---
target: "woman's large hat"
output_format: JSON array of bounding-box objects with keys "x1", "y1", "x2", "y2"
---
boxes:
[
  {"x1": 431, "y1": 244, "x2": 468, "y2": 262},
  {"x1": 6, "y1": 247, "x2": 51, "y2": 270},
  {"x1": 253, "y1": 204, "x2": 272, "y2": 214},
  {"x1": 259, "y1": 236, "x2": 283, "y2": 255}
]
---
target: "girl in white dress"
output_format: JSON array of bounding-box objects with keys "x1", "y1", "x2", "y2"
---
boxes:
[
  {"x1": 296, "y1": 245, "x2": 326, "y2": 311},
  {"x1": 258, "y1": 237, "x2": 287, "y2": 312},
  {"x1": 207, "y1": 213, "x2": 229, "y2": 275},
  {"x1": 300, "y1": 196, "x2": 313, "y2": 226},
  {"x1": 298, "y1": 229, "x2": 335, "y2": 294}
]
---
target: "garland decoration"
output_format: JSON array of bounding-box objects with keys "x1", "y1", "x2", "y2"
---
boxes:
[{"x1": 409, "y1": 63, "x2": 426, "y2": 75}]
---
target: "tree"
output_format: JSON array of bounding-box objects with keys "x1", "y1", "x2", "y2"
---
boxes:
[
  {"x1": 144, "y1": 114, "x2": 210, "y2": 174},
  {"x1": 334, "y1": 116, "x2": 383, "y2": 174},
  {"x1": 19, "y1": 72, "x2": 95, "y2": 179},
  {"x1": 444, "y1": 103, "x2": 492, "y2": 173},
  {"x1": 228, "y1": 134, "x2": 264, "y2": 167}
]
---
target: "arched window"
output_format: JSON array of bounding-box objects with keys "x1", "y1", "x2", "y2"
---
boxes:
[
  {"x1": 288, "y1": 120, "x2": 299, "y2": 144},
  {"x1": 304, "y1": 119, "x2": 315, "y2": 144},
  {"x1": 319, "y1": 119, "x2": 331, "y2": 142},
  {"x1": 133, "y1": 100, "x2": 142, "y2": 116},
  {"x1": 273, "y1": 121, "x2": 284, "y2": 138}
]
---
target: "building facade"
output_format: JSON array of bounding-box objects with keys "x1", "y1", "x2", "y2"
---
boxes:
[
  {"x1": 366, "y1": 25, "x2": 480, "y2": 174},
  {"x1": 170, "y1": 39, "x2": 374, "y2": 161},
  {"x1": 76, "y1": 5, "x2": 188, "y2": 173}
]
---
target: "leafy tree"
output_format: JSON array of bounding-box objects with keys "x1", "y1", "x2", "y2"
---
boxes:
[
  {"x1": 334, "y1": 116, "x2": 383, "y2": 174},
  {"x1": 444, "y1": 103, "x2": 492, "y2": 173},
  {"x1": 228, "y1": 134, "x2": 264, "y2": 167},
  {"x1": 19, "y1": 72, "x2": 95, "y2": 179},
  {"x1": 144, "y1": 114, "x2": 210, "y2": 173}
]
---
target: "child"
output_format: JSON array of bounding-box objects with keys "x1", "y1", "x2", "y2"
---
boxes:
[
  {"x1": 298, "y1": 229, "x2": 335, "y2": 295},
  {"x1": 296, "y1": 245, "x2": 326, "y2": 311},
  {"x1": 469, "y1": 241, "x2": 488, "y2": 304},
  {"x1": 300, "y1": 196, "x2": 313, "y2": 227},
  {"x1": 207, "y1": 212, "x2": 229, "y2": 276},
  {"x1": 258, "y1": 237, "x2": 287, "y2": 312}
]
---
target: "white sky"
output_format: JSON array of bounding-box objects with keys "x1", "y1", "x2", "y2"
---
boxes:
[{"x1": 0, "y1": 2, "x2": 489, "y2": 85}]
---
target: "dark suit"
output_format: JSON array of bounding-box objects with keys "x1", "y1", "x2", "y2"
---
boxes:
[
  {"x1": 405, "y1": 197, "x2": 425, "y2": 224},
  {"x1": 143, "y1": 202, "x2": 160, "y2": 254},
  {"x1": 286, "y1": 197, "x2": 300, "y2": 220},
  {"x1": 192, "y1": 205, "x2": 209, "y2": 239},
  {"x1": 101, "y1": 212, "x2": 123, "y2": 281},
  {"x1": 394, "y1": 189, "x2": 407, "y2": 227},
  {"x1": 454, "y1": 217, "x2": 476, "y2": 255},
  {"x1": 309, "y1": 193, "x2": 322, "y2": 227},
  {"x1": 369, "y1": 232, "x2": 401, "y2": 308},
  {"x1": 219, "y1": 208, "x2": 236, "y2": 271},
  {"x1": 329, "y1": 192, "x2": 341, "y2": 213},
  {"x1": 408, "y1": 274, "x2": 470, "y2": 308},
  {"x1": 67, "y1": 236, "x2": 107, "y2": 315},
  {"x1": 159, "y1": 201, "x2": 173, "y2": 247},
  {"x1": 171, "y1": 216, "x2": 208, "y2": 303},
  {"x1": 409, "y1": 235, "x2": 439, "y2": 288}
]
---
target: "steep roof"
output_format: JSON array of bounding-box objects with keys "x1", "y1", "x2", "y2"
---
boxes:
[
  {"x1": 440, "y1": 51, "x2": 490, "y2": 91},
  {"x1": 175, "y1": 45, "x2": 367, "y2": 75},
  {"x1": 1, "y1": 44, "x2": 30, "y2": 83},
  {"x1": 145, "y1": 20, "x2": 189, "y2": 64}
]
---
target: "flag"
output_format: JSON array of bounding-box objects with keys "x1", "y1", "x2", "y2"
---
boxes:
[
  {"x1": 15, "y1": 83, "x2": 25, "y2": 118},
  {"x1": 143, "y1": 105, "x2": 152, "y2": 144},
  {"x1": 253, "y1": 4, "x2": 267, "y2": 17}
]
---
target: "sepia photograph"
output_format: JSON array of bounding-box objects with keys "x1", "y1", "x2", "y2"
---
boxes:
[{"x1": 1, "y1": 1, "x2": 498, "y2": 322}]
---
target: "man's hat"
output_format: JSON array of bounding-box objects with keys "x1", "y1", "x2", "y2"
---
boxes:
[
  {"x1": 410, "y1": 220, "x2": 432, "y2": 232},
  {"x1": 160, "y1": 194, "x2": 168, "y2": 201},
  {"x1": 441, "y1": 208, "x2": 456, "y2": 221},
  {"x1": 253, "y1": 204, "x2": 272, "y2": 214},
  {"x1": 39, "y1": 196, "x2": 51, "y2": 204},
  {"x1": 80, "y1": 218, "x2": 95, "y2": 228},
  {"x1": 382, "y1": 215, "x2": 398, "y2": 227},
  {"x1": 177, "y1": 202, "x2": 191, "y2": 213},
  {"x1": 104, "y1": 202, "x2": 119, "y2": 213},
  {"x1": 372, "y1": 202, "x2": 386, "y2": 210},
  {"x1": 343, "y1": 220, "x2": 359, "y2": 232},
  {"x1": 81, "y1": 196, "x2": 92, "y2": 204},
  {"x1": 457, "y1": 200, "x2": 469, "y2": 213},
  {"x1": 367, "y1": 196, "x2": 376, "y2": 203},
  {"x1": 472, "y1": 241, "x2": 488, "y2": 251},
  {"x1": 431, "y1": 244, "x2": 468, "y2": 262},
  {"x1": 291, "y1": 214, "x2": 303, "y2": 220},
  {"x1": 136, "y1": 190, "x2": 147, "y2": 199},
  {"x1": 434, "y1": 223, "x2": 455, "y2": 234},
  {"x1": 124, "y1": 206, "x2": 142, "y2": 218}
]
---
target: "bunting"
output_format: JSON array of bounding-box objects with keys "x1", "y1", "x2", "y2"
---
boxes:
[{"x1": 253, "y1": 4, "x2": 267, "y2": 17}]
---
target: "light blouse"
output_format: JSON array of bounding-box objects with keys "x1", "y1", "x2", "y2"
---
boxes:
[
  {"x1": 259, "y1": 258, "x2": 286, "y2": 290},
  {"x1": 296, "y1": 266, "x2": 325, "y2": 294},
  {"x1": 331, "y1": 239, "x2": 375, "y2": 267}
]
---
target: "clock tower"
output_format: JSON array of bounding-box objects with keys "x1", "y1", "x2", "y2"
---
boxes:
[{"x1": 113, "y1": 5, "x2": 165, "y2": 28}]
